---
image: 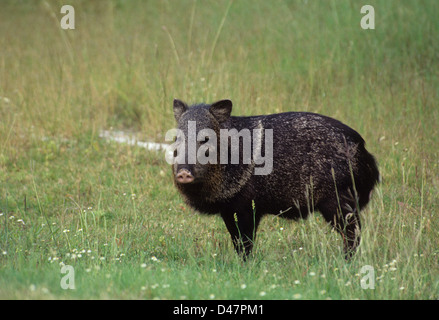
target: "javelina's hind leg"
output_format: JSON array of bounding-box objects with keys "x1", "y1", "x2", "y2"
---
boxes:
[
  {"x1": 220, "y1": 210, "x2": 261, "y2": 260},
  {"x1": 318, "y1": 199, "x2": 362, "y2": 260}
]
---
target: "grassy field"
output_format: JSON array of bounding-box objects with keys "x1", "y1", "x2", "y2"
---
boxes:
[{"x1": 0, "y1": 0, "x2": 438, "y2": 300}]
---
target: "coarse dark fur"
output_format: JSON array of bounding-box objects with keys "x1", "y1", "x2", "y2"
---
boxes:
[{"x1": 172, "y1": 99, "x2": 380, "y2": 259}]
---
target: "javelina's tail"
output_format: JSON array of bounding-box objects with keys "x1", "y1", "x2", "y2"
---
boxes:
[{"x1": 356, "y1": 146, "x2": 380, "y2": 210}]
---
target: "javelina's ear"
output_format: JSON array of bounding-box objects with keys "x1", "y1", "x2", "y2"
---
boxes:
[
  {"x1": 209, "y1": 99, "x2": 232, "y2": 123},
  {"x1": 173, "y1": 99, "x2": 188, "y2": 121}
]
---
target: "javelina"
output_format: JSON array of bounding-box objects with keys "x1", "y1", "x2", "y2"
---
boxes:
[{"x1": 170, "y1": 99, "x2": 379, "y2": 259}]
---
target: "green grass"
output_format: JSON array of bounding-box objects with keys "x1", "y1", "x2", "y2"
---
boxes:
[{"x1": 1, "y1": 0, "x2": 438, "y2": 299}]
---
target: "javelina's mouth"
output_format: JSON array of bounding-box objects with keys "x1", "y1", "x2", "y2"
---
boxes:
[{"x1": 175, "y1": 169, "x2": 195, "y2": 184}]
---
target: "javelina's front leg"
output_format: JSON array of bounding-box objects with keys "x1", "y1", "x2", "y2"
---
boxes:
[{"x1": 220, "y1": 210, "x2": 261, "y2": 259}]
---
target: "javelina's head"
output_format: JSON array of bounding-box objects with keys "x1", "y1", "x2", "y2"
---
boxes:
[{"x1": 171, "y1": 99, "x2": 232, "y2": 186}]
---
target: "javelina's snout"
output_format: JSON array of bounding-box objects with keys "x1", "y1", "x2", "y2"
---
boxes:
[{"x1": 176, "y1": 169, "x2": 194, "y2": 184}]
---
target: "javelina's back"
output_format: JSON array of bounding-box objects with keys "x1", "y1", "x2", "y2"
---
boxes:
[{"x1": 239, "y1": 112, "x2": 379, "y2": 218}]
